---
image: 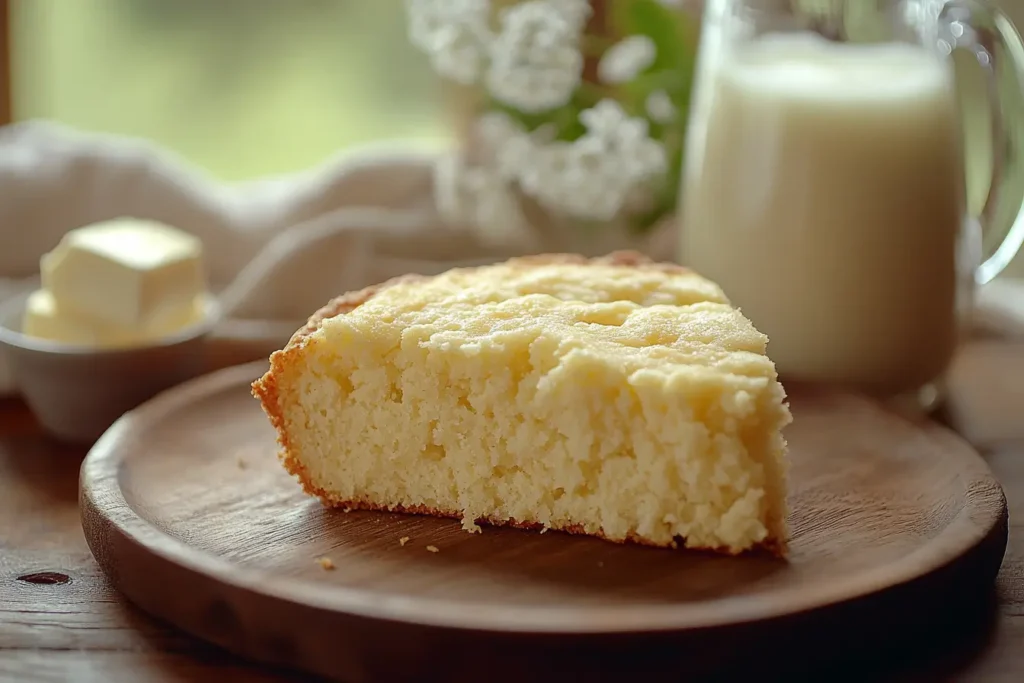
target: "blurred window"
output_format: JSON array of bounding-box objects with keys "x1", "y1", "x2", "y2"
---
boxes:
[{"x1": 12, "y1": 0, "x2": 447, "y2": 180}]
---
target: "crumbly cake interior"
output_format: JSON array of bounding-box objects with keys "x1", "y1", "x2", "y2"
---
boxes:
[{"x1": 254, "y1": 254, "x2": 791, "y2": 554}]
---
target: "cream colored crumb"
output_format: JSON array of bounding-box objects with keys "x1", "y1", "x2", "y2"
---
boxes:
[
  {"x1": 342, "y1": 508, "x2": 352, "y2": 513},
  {"x1": 399, "y1": 536, "x2": 410, "y2": 546},
  {"x1": 426, "y1": 545, "x2": 439, "y2": 553},
  {"x1": 540, "y1": 527, "x2": 548, "y2": 534},
  {"x1": 317, "y1": 557, "x2": 335, "y2": 570}
]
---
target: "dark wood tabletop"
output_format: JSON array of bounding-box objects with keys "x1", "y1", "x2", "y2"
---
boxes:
[{"x1": 2, "y1": 337, "x2": 1023, "y2": 682}]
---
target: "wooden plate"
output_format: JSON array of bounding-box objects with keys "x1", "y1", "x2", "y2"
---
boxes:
[{"x1": 80, "y1": 363, "x2": 1008, "y2": 682}]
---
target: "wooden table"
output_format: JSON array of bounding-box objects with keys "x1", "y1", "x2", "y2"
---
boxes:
[{"x1": 2, "y1": 339, "x2": 1024, "y2": 682}]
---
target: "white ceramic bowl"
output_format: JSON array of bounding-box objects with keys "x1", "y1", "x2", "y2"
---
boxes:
[{"x1": 0, "y1": 293, "x2": 220, "y2": 443}]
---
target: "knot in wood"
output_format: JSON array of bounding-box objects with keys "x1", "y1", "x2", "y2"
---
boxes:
[{"x1": 17, "y1": 571, "x2": 71, "y2": 585}]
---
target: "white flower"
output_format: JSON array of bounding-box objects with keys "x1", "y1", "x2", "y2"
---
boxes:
[
  {"x1": 645, "y1": 89, "x2": 678, "y2": 124},
  {"x1": 404, "y1": 0, "x2": 488, "y2": 50},
  {"x1": 523, "y1": 142, "x2": 631, "y2": 222},
  {"x1": 405, "y1": 0, "x2": 491, "y2": 84},
  {"x1": 597, "y1": 35, "x2": 657, "y2": 84},
  {"x1": 493, "y1": 132, "x2": 536, "y2": 182},
  {"x1": 472, "y1": 111, "x2": 559, "y2": 181},
  {"x1": 486, "y1": 1, "x2": 585, "y2": 113},
  {"x1": 516, "y1": 99, "x2": 668, "y2": 222},
  {"x1": 434, "y1": 154, "x2": 532, "y2": 247},
  {"x1": 429, "y1": 26, "x2": 490, "y2": 84},
  {"x1": 474, "y1": 111, "x2": 526, "y2": 155},
  {"x1": 579, "y1": 98, "x2": 640, "y2": 137},
  {"x1": 579, "y1": 99, "x2": 668, "y2": 180},
  {"x1": 472, "y1": 111, "x2": 533, "y2": 180},
  {"x1": 468, "y1": 172, "x2": 533, "y2": 246}
]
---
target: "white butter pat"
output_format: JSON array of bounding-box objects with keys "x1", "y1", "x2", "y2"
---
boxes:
[
  {"x1": 41, "y1": 219, "x2": 206, "y2": 329},
  {"x1": 22, "y1": 289, "x2": 207, "y2": 348}
]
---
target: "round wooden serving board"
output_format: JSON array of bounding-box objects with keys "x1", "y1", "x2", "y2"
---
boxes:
[{"x1": 80, "y1": 363, "x2": 1008, "y2": 682}]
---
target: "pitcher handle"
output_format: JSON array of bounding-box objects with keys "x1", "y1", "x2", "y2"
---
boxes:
[{"x1": 940, "y1": 1, "x2": 1024, "y2": 284}]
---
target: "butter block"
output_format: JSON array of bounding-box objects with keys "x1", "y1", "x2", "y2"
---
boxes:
[
  {"x1": 22, "y1": 289, "x2": 206, "y2": 348},
  {"x1": 41, "y1": 218, "x2": 206, "y2": 329},
  {"x1": 22, "y1": 290, "x2": 135, "y2": 347}
]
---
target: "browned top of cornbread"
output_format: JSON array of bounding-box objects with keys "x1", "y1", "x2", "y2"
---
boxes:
[{"x1": 287, "y1": 251, "x2": 691, "y2": 347}]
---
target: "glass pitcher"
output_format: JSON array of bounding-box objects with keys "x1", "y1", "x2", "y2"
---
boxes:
[{"x1": 679, "y1": 0, "x2": 1024, "y2": 408}]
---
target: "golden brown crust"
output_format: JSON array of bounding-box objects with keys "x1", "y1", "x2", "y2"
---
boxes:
[
  {"x1": 251, "y1": 250, "x2": 786, "y2": 557},
  {"x1": 286, "y1": 250, "x2": 691, "y2": 348},
  {"x1": 286, "y1": 272, "x2": 430, "y2": 345}
]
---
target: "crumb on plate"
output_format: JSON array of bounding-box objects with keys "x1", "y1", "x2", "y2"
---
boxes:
[
  {"x1": 399, "y1": 536, "x2": 410, "y2": 546},
  {"x1": 426, "y1": 545, "x2": 439, "y2": 553},
  {"x1": 317, "y1": 557, "x2": 335, "y2": 570}
]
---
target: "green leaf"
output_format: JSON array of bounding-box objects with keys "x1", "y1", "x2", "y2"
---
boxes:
[
  {"x1": 486, "y1": 95, "x2": 586, "y2": 141},
  {"x1": 616, "y1": 0, "x2": 688, "y2": 72},
  {"x1": 607, "y1": 0, "x2": 699, "y2": 233},
  {"x1": 610, "y1": 0, "x2": 700, "y2": 124}
]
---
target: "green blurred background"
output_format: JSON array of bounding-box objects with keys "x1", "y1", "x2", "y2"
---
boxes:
[{"x1": 12, "y1": 0, "x2": 447, "y2": 181}]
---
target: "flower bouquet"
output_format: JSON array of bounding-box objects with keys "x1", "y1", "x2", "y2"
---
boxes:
[{"x1": 404, "y1": 0, "x2": 701, "y2": 253}]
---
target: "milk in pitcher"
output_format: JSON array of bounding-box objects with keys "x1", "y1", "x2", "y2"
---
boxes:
[{"x1": 681, "y1": 33, "x2": 966, "y2": 396}]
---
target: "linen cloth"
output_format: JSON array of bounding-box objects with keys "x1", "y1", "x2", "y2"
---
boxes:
[
  {"x1": 0, "y1": 121, "x2": 677, "y2": 395},
  {"x1": 0, "y1": 120, "x2": 1020, "y2": 396}
]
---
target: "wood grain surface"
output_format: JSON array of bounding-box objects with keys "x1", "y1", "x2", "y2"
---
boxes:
[{"x1": 3, "y1": 339, "x2": 1024, "y2": 682}]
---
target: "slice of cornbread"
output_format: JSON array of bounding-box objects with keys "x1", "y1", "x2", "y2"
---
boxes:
[{"x1": 253, "y1": 252, "x2": 791, "y2": 555}]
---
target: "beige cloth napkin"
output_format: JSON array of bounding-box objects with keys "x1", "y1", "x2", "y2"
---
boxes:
[
  {"x1": 2, "y1": 120, "x2": 1023, "y2": 397},
  {"x1": 0, "y1": 121, "x2": 676, "y2": 396}
]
